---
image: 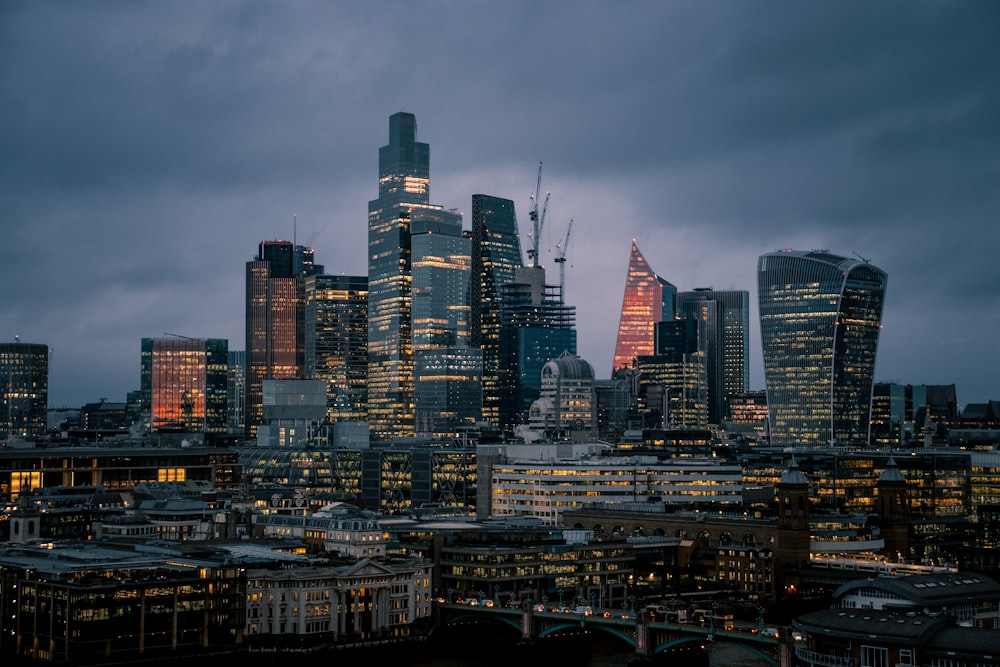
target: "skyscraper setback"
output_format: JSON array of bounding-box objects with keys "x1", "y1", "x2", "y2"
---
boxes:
[
  {"x1": 612, "y1": 241, "x2": 676, "y2": 373},
  {"x1": 758, "y1": 249, "x2": 887, "y2": 449}
]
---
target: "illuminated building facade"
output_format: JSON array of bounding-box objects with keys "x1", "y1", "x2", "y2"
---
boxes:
[
  {"x1": 305, "y1": 273, "x2": 368, "y2": 425},
  {"x1": 528, "y1": 351, "x2": 595, "y2": 434},
  {"x1": 498, "y1": 265, "x2": 576, "y2": 429},
  {"x1": 635, "y1": 319, "x2": 709, "y2": 429},
  {"x1": 757, "y1": 249, "x2": 887, "y2": 449},
  {"x1": 411, "y1": 212, "x2": 483, "y2": 436},
  {"x1": 612, "y1": 241, "x2": 676, "y2": 373},
  {"x1": 368, "y1": 112, "x2": 455, "y2": 441},
  {"x1": 0, "y1": 340, "x2": 48, "y2": 441},
  {"x1": 469, "y1": 194, "x2": 524, "y2": 428},
  {"x1": 140, "y1": 336, "x2": 228, "y2": 433},
  {"x1": 677, "y1": 288, "x2": 750, "y2": 426},
  {"x1": 227, "y1": 350, "x2": 245, "y2": 434},
  {"x1": 490, "y1": 455, "x2": 743, "y2": 525},
  {"x1": 245, "y1": 240, "x2": 321, "y2": 437}
]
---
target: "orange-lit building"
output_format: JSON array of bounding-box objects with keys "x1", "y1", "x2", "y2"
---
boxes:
[
  {"x1": 612, "y1": 241, "x2": 676, "y2": 373},
  {"x1": 141, "y1": 336, "x2": 228, "y2": 433}
]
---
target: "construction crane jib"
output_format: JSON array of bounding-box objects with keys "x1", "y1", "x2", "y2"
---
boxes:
[
  {"x1": 526, "y1": 161, "x2": 550, "y2": 267},
  {"x1": 555, "y1": 218, "x2": 573, "y2": 296}
]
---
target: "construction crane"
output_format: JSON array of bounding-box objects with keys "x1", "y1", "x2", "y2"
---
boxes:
[
  {"x1": 526, "y1": 161, "x2": 550, "y2": 267},
  {"x1": 554, "y1": 218, "x2": 573, "y2": 298}
]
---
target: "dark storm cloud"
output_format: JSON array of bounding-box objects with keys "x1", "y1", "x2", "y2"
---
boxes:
[{"x1": 1, "y1": 1, "x2": 998, "y2": 408}]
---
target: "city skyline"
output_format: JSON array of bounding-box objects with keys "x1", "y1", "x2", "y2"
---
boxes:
[{"x1": 2, "y1": 2, "x2": 998, "y2": 409}]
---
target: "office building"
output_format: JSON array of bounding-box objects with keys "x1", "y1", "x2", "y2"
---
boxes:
[
  {"x1": 0, "y1": 339, "x2": 48, "y2": 441},
  {"x1": 635, "y1": 319, "x2": 709, "y2": 429},
  {"x1": 677, "y1": 288, "x2": 750, "y2": 426},
  {"x1": 469, "y1": 194, "x2": 524, "y2": 428},
  {"x1": 368, "y1": 112, "x2": 456, "y2": 441},
  {"x1": 245, "y1": 240, "x2": 322, "y2": 437},
  {"x1": 305, "y1": 273, "x2": 368, "y2": 425},
  {"x1": 528, "y1": 351, "x2": 596, "y2": 435},
  {"x1": 498, "y1": 265, "x2": 576, "y2": 430},
  {"x1": 140, "y1": 336, "x2": 228, "y2": 434},
  {"x1": 256, "y1": 378, "x2": 327, "y2": 447},
  {"x1": 612, "y1": 241, "x2": 676, "y2": 373},
  {"x1": 411, "y1": 212, "x2": 483, "y2": 436},
  {"x1": 227, "y1": 350, "x2": 245, "y2": 434},
  {"x1": 757, "y1": 249, "x2": 887, "y2": 449}
]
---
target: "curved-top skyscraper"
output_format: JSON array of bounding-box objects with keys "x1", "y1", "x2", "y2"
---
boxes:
[{"x1": 757, "y1": 249, "x2": 887, "y2": 449}]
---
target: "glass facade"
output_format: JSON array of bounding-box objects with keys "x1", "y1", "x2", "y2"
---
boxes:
[
  {"x1": 368, "y1": 112, "x2": 453, "y2": 441},
  {"x1": 757, "y1": 249, "x2": 886, "y2": 449},
  {"x1": 305, "y1": 274, "x2": 368, "y2": 425},
  {"x1": 141, "y1": 337, "x2": 228, "y2": 433},
  {"x1": 414, "y1": 348, "x2": 483, "y2": 437},
  {"x1": 499, "y1": 266, "x2": 577, "y2": 429},
  {"x1": 245, "y1": 240, "x2": 320, "y2": 437},
  {"x1": 612, "y1": 241, "x2": 676, "y2": 373},
  {"x1": 0, "y1": 342, "x2": 48, "y2": 441},
  {"x1": 677, "y1": 288, "x2": 750, "y2": 426},
  {"x1": 469, "y1": 194, "x2": 524, "y2": 427}
]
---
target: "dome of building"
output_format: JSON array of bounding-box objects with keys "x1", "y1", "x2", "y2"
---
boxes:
[{"x1": 542, "y1": 350, "x2": 595, "y2": 381}]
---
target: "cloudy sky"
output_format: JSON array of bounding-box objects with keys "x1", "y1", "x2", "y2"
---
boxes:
[{"x1": 2, "y1": 1, "x2": 998, "y2": 410}]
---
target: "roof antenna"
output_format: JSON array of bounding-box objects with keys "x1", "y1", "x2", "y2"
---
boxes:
[
  {"x1": 853, "y1": 250, "x2": 871, "y2": 263},
  {"x1": 293, "y1": 214, "x2": 297, "y2": 247}
]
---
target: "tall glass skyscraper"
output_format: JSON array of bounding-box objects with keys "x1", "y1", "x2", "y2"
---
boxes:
[
  {"x1": 469, "y1": 194, "x2": 523, "y2": 427},
  {"x1": 612, "y1": 241, "x2": 676, "y2": 373},
  {"x1": 757, "y1": 249, "x2": 887, "y2": 449},
  {"x1": 411, "y1": 211, "x2": 482, "y2": 436},
  {"x1": 368, "y1": 112, "x2": 454, "y2": 441},
  {"x1": 0, "y1": 339, "x2": 48, "y2": 441},
  {"x1": 141, "y1": 336, "x2": 228, "y2": 433},
  {"x1": 677, "y1": 288, "x2": 750, "y2": 426},
  {"x1": 305, "y1": 274, "x2": 368, "y2": 425}
]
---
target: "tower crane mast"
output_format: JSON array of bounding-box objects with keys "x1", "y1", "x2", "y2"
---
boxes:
[
  {"x1": 554, "y1": 218, "x2": 573, "y2": 298},
  {"x1": 526, "y1": 161, "x2": 550, "y2": 267}
]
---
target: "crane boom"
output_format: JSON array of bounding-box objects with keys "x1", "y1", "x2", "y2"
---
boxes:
[
  {"x1": 526, "y1": 161, "x2": 549, "y2": 267},
  {"x1": 554, "y1": 219, "x2": 573, "y2": 298}
]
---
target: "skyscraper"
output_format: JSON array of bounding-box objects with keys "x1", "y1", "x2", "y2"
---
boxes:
[
  {"x1": 141, "y1": 336, "x2": 228, "y2": 433},
  {"x1": 245, "y1": 240, "x2": 321, "y2": 437},
  {"x1": 305, "y1": 274, "x2": 368, "y2": 425},
  {"x1": 0, "y1": 339, "x2": 48, "y2": 441},
  {"x1": 469, "y1": 194, "x2": 523, "y2": 428},
  {"x1": 499, "y1": 265, "x2": 576, "y2": 429},
  {"x1": 411, "y1": 211, "x2": 482, "y2": 436},
  {"x1": 677, "y1": 288, "x2": 750, "y2": 426},
  {"x1": 612, "y1": 241, "x2": 676, "y2": 373},
  {"x1": 368, "y1": 112, "x2": 454, "y2": 441},
  {"x1": 758, "y1": 249, "x2": 887, "y2": 449}
]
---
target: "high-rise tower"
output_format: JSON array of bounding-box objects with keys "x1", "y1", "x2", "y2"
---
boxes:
[
  {"x1": 0, "y1": 339, "x2": 48, "y2": 441},
  {"x1": 245, "y1": 240, "x2": 321, "y2": 437},
  {"x1": 758, "y1": 249, "x2": 887, "y2": 449},
  {"x1": 677, "y1": 288, "x2": 750, "y2": 426},
  {"x1": 141, "y1": 336, "x2": 228, "y2": 433},
  {"x1": 612, "y1": 241, "x2": 676, "y2": 373},
  {"x1": 305, "y1": 274, "x2": 368, "y2": 425},
  {"x1": 411, "y1": 211, "x2": 482, "y2": 437},
  {"x1": 469, "y1": 194, "x2": 524, "y2": 427},
  {"x1": 368, "y1": 112, "x2": 453, "y2": 441}
]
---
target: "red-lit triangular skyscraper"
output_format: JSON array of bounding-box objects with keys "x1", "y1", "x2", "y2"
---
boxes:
[{"x1": 611, "y1": 241, "x2": 676, "y2": 373}]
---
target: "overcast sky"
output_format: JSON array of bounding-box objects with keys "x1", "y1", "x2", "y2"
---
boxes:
[{"x1": 2, "y1": 1, "x2": 998, "y2": 410}]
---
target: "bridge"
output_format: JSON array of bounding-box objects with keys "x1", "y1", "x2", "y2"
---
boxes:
[{"x1": 435, "y1": 601, "x2": 788, "y2": 665}]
